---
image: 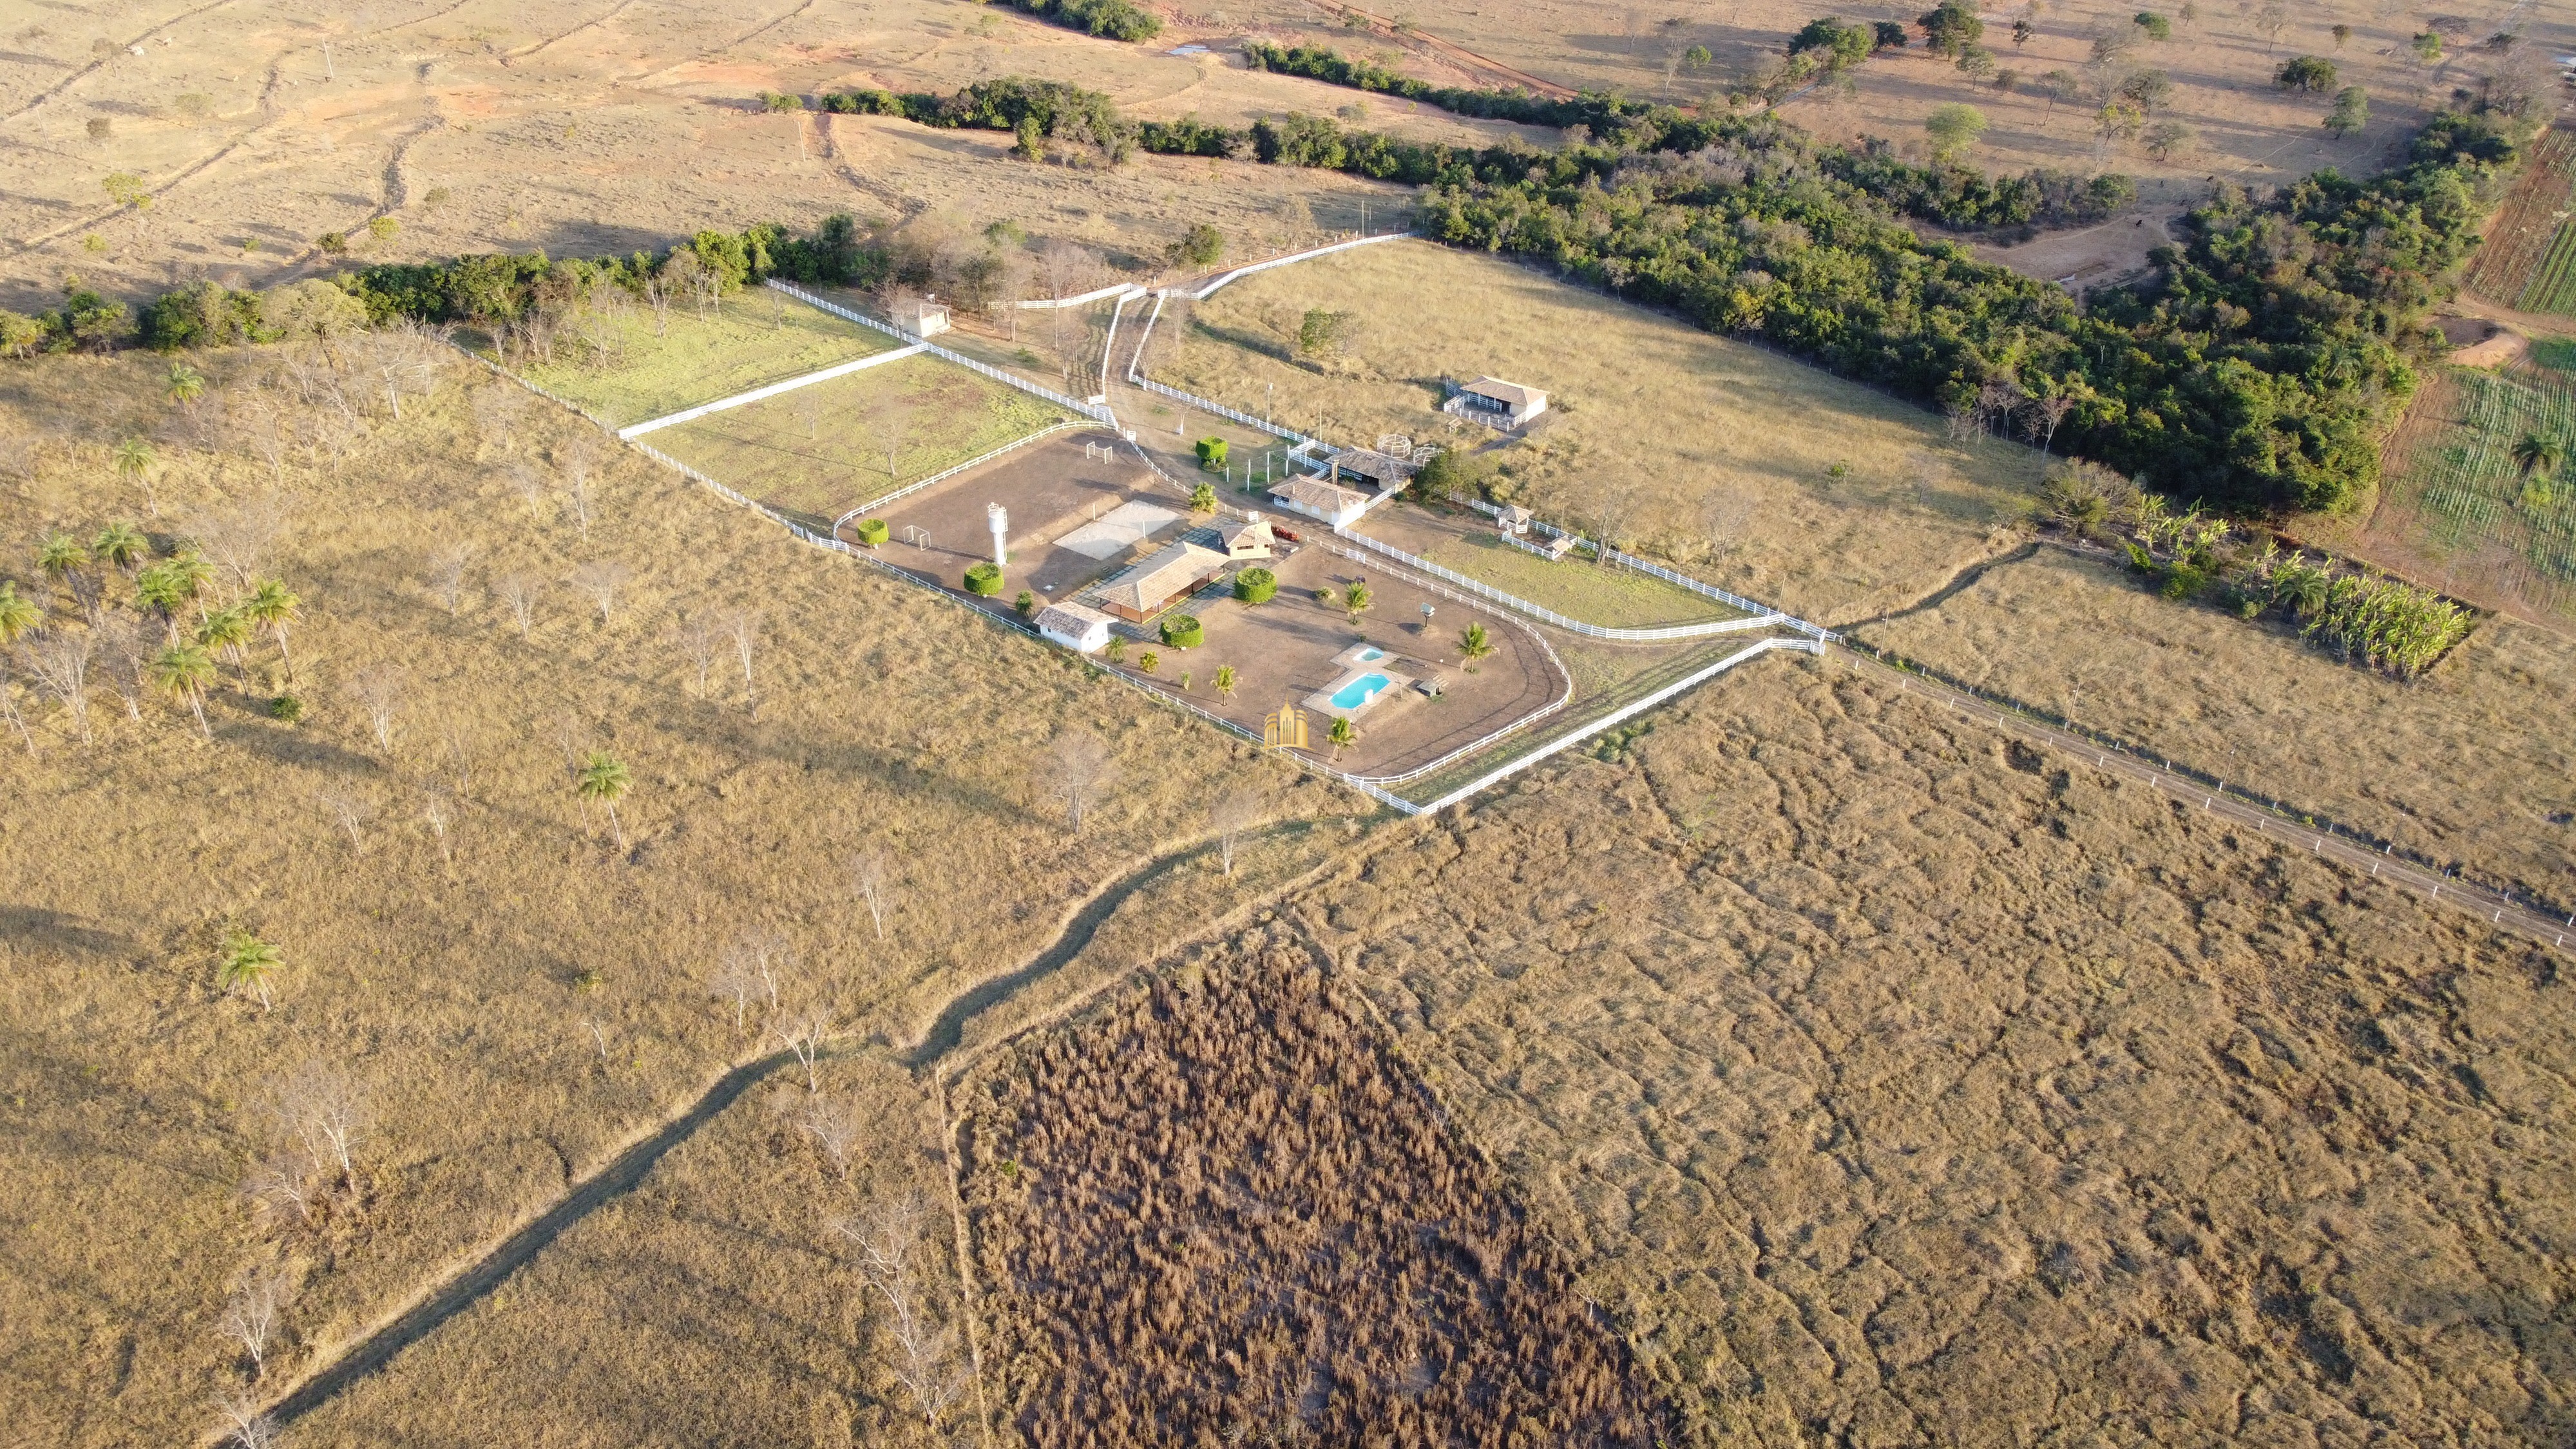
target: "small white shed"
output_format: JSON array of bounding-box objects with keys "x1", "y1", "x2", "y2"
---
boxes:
[{"x1": 1035, "y1": 600, "x2": 1116, "y2": 653}]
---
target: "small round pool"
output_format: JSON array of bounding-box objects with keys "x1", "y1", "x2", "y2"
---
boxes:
[
  {"x1": 1329, "y1": 672, "x2": 1391, "y2": 711},
  {"x1": 1352, "y1": 646, "x2": 1386, "y2": 663}
]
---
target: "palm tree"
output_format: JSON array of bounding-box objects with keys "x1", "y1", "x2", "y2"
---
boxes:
[
  {"x1": 1342, "y1": 580, "x2": 1372, "y2": 624},
  {"x1": 577, "y1": 750, "x2": 633, "y2": 849},
  {"x1": 2514, "y1": 433, "x2": 2565, "y2": 479},
  {"x1": 243, "y1": 578, "x2": 301, "y2": 679},
  {"x1": 92, "y1": 521, "x2": 147, "y2": 576},
  {"x1": 217, "y1": 929, "x2": 283, "y2": 1010},
  {"x1": 148, "y1": 641, "x2": 218, "y2": 738},
  {"x1": 37, "y1": 531, "x2": 88, "y2": 611},
  {"x1": 161, "y1": 550, "x2": 215, "y2": 629},
  {"x1": 1326, "y1": 715, "x2": 1357, "y2": 761},
  {"x1": 1458, "y1": 621, "x2": 1494, "y2": 670},
  {"x1": 1214, "y1": 663, "x2": 1237, "y2": 700},
  {"x1": 0, "y1": 581, "x2": 37, "y2": 645},
  {"x1": 112, "y1": 437, "x2": 158, "y2": 515},
  {"x1": 198, "y1": 606, "x2": 254, "y2": 685},
  {"x1": 167, "y1": 362, "x2": 206, "y2": 409}
]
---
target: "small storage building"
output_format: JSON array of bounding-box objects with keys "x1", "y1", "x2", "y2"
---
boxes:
[
  {"x1": 1217, "y1": 513, "x2": 1277, "y2": 560},
  {"x1": 1035, "y1": 599, "x2": 1117, "y2": 653},
  {"x1": 1445, "y1": 376, "x2": 1549, "y2": 427}
]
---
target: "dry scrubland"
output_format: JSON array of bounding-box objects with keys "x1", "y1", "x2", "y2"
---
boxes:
[
  {"x1": 0, "y1": 346, "x2": 1342, "y2": 1446},
  {"x1": 955, "y1": 946, "x2": 1666, "y2": 1445},
  {"x1": 0, "y1": 0, "x2": 1531, "y2": 315},
  {"x1": 1851, "y1": 544, "x2": 2576, "y2": 906},
  {"x1": 1157, "y1": 240, "x2": 2037, "y2": 623},
  {"x1": 1293, "y1": 659, "x2": 2576, "y2": 1446}
]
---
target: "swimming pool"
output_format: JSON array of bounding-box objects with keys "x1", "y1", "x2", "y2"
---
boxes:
[
  {"x1": 1328, "y1": 672, "x2": 1391, "y2": 711},
  {"x1": 1352, "y1": 646, "x2": 1386, "y2": 663}
]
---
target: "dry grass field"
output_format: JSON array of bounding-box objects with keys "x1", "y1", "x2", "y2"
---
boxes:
[
  {"x1": 1849, "y1": 544, "x2": 2576, "y2": 908},
  {"x1": 1154, "y1": 239, "x2": 2039, "y2": 623},
  {"x1": 651, "y1": 352, "x2": 1071, "y2": 527},
  {"x1": 1293, "y1": 658, "x2": 2576, "y2": 1446},
  {"x1": 0, "y1": 342, "x2": 1337, "y2": 1448}
]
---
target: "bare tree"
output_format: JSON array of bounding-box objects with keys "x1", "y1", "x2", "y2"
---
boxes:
[
  {"x1": 562, "y1": 437, "x2": 597, "y2": 536},
  {"x1": 796, "y1": 1093, "x2": 862, "y2": 1180},
  {"x1": 239, "y1": 1146, "x2": 320, "y2": 1224},
  {"x1": 568, "y1": 560, "x2": 633, "y2": 625},
  {"x1": 94, "y1": 612, "x2": 146, "y2": 720},
  {"x1": 772, "y1": 999, "x2": 832, "y2": 1093},
  {"x1": 495, "y1": 572, "x2": 540, "y2": 637},
  {"x1": 1209, "y1": 790, "x2": 1265, "y2": 876},
  {"x1": 1044, "y1": 731, "x2": 1116, "y2": 831},
  {"x1": 318, "y1": 790, "x2": 372, "y2": 849},
  {"x1": 214, "y1": 1394, "x2": 282, "y2": 1449},
  {"x1": 260, "y1": 1059, "x2": 372, "y2": 1195},
  {"x1": 217, "y1": 1266, "x2": 293, "y2": 1380},
  {"x1": 21, "y1": 627, "x2": 94, "y2": 744},
  {"x1": 426, "y1": 543, "x2": 473, "y2": 614},
  {"x1": 505, "y1": 462, "x2": 546, "y2": 515},
  {"x1": 347, "y1": 663, "x2": 405, "y2": 752},
  {"x1": 439, "y1": 717, "x2": 478, "y2": 801},
  {"x1": 830, "y1": 1192, "x2": 971, "y2": 1430},
  {"x1": 0, "y1": 658, "x2": 32, "y2": 755},
  {"x1": 707, "y1": 945, "x2": 768, "y2": 1032},
  {"x1": 191, "y1": 493, "x2": 294, "y2": 593},
  {"x1": 422, "y1": 791, "x2": 453, "y2": 864},
  {"x1": 472, "y1": 379, "x2": 529, "y2": 453},
  {"x1": 849, "y1": 849, "x2": 893, "y2": 940},
  {"x1": 672, "y1": 612, "x2": 721, "y2": 696},
  {"x1": 722, "y1": 608, "x2": 760, "y2": 704},
  {"x1": 2023, "y1": 392, "x2": 2077, "y2": 457}
]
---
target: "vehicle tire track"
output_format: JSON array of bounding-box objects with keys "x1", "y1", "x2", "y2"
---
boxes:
[
  {"x1": 504, "y1": 0, "x2": 644, "y2": 65},
  {"x1": 235, "y1": 822, "x2": 1321, "y2": 1434},
  {"x1": 0, "y1": 0, "x2": 243, "y2": 125},
  {"x1": 727, "y1": 0, "x2": 816, "y2": 50}
]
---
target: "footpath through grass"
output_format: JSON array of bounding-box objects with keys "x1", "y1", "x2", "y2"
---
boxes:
[{"x1": 517, "y1": 295, "x2": 893, "y2": 426}]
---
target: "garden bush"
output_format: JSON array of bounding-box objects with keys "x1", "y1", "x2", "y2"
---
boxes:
[
  {"x1": 1234, "y1": 568, "x2": 1277, "y2": 604},
  {"x1": 1159, "y1": 614, "x2": 1203, "y2": 648},
  {"x1": 852, "y1": 517, "x2": 889, "y2": 546},
  {"x1": 964, "y1": 562, "x2": 1005, "y2": 596},
  {"x1": 1194, "y1": 435, "x2": 1228, "y2": 469}
]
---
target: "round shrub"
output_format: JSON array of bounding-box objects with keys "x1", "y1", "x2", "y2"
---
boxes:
[
  {"x1": 1234, "y1": 567, "x2": 1277, "y2": 605},
  {"x1": 853, "y1": 517, "x2": 889, "y2": 547},
  {"x1": 1159, "y1": 614, "x2": 1203, "y2": 649},
  {"x1": 963, "y1": 562, "x2": 1004, "y2": 596},
  {"x1": 268, "y1": 694, "x2": 304, "y2": 723}
]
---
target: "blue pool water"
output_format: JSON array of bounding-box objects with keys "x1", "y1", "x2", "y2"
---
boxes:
[
  {"x1": 1330, "y1": 672, "x2": 1391, "y2": 710},
  {"x1": 1352, "y1": 646, "x2": 1386, "y2": 663}
]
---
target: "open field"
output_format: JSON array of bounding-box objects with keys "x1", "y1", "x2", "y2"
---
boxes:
[
  {"x1": 1358, "y1": 498, "x2": 1744, "y2": 628},
  {"x1": 1233, "y1": 0, "x2": 2570, "y2": 197},
  {"x1": 0, "y1": 0, "x2": 1540, "y2": 318},
  {"x1": 1847, "y1": 544, "x2": 2576, "y2": 906},
  {"x1": 2467, "y1": 124, "x2": 2576, "y2": 313},
  {"x1": 515, "y1": 294, "x2": 893, "y2": 428},
  {"x1": 652, "y1": 352, "x2": 1073, "y2": 528},
  {"x1": 2329, "y1": 365, "x2": 2576, "y2": 620},
  {"x1": 955, "y1": 940, "x2": 1667, "y2": 1445},
  {"x1": 1153, "y1": 239, "x2": 2038, "y2": 624},
  {"x1": 1293, "y1": 658, "x2": 2576, "y2": 1446},
  {"x1": 0, "y1": 343, "x2": 1336, "y2": 1448}
]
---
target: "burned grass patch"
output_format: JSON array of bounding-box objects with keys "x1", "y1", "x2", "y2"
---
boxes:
[{"x1": 957, "y1": 942, "x2": 1666, "y2": 1446}]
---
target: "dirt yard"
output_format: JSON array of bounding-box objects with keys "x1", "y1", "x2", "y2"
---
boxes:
[
  {"x1": 1295, "y1": 657, "x2": 2576, "y2": 1446},
  {"x1": 1154, "y1": 238, "x2": 2039, "y2": 625}
]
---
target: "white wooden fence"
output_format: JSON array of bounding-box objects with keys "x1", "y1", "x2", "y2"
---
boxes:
[
  {"x1": 1328, "y1": 526, "x2": 1786, "y2": 641},
  {"x1": 1454, "y1": 496, "x2": 1833, "y2": 639},
  {"x1": 1186, "y1": 231, "x2": 1412, "y2": 300},
  {"x1": 765, "y1": 281, "x2": 1112, "y2": 423},
  {"x1": 616, "y1": 343, "x2": 928, "y2": 439},
  {"x1": 832, "y1": 420, "x2": 1094, "y2": 532},
  {"x1": 1016, "y1": 281, "x2": 1145, "y2": 310}
]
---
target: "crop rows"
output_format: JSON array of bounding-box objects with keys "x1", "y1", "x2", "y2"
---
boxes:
[
  {"x1": 2465, "y1": 124, "x2": 2574, "y2": 307},
  {"x1": 2412, "y1": 369, "x2": 2576, "y2": 599},
  {"x1": 2523, "y1": 219, "x2": 2576, "y2": 315}
]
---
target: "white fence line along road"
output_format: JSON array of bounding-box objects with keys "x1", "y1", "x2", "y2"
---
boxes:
[
  {"x1": 1185, "y1": 231, "x2": 1413, "y2": 300},
  {"x1": 1451, "y1": 495, "x2": 1834, "y2": 639},
  {"x1": 1837, "y1": 643, "x2": 2575, "y2": 956},
  {"x1": 832, "y1": 420, "x2": 1095, "y2": 532},
  {"x1": 765, "y1": 281, "x2": 1114, "y2": 424},
  {"x1": 1331, "y1": 525, "x2": 1789, "y2": 642},
  {"x1": 1016, "y1": 281, "x2": 1145, "y2": 310},
  {"x1": 616, "y1": 343, "x2": 929, "y2": 439}
]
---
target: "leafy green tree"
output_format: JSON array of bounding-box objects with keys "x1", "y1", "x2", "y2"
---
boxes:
[
  {"x1": 1788, "y1": 17, "x2": 1873, "y2": 70},
  {"x1": 2323, "y1": 86, "x2": 2368, "y2": 136},
  {"x1": 0, "y1": 581, "x2": 38, "y2": 644},
  {"x1": 1683, "y1": 44, "x2": 1712, "y2": 70},
  {"x1": 1458, "y1": 621, "x2": 1495, "y2": 669},
  {"x1": 1326, "y1": 715, "x2": 1357, "y2": 759},
  {"x1": 1341, "y1": 580, "x2": 1371, "y2": 623},
  {"x1": 0, "y1": 310, "x2": 43, "y2": 359},
  {"x1": 1165, "y1": 223, "x2": 1224, "y2": 269},
  {"x1": 148, "y1": 641, "x2": 217, "y2": 738},
  {"x1": 1296, "y1": 308, "x2": 1356, "y2": 359},
  {"x1": 2275, "y1": 55, "x2": 2336, "y2": 91},
  {"x1": 1924, "y1": 103, "x2": 1989, "y2": 160},
  {"x1": 2133, "y1": 12, "x2": 2171, "y2": 41},
  {"x1": 92, "y1": 521, "x2": 146, "y2": 575},
  {"x1": 2143, "y1": 120, "x2": 2195, "y2": 159},
  {"x1": 37, "y1": 532, "x2": 89, "y2": 609},
  {"x1": 577, "y1": 750, "x2": 633, "y2": 849},
  {"x1": 1918, "y1": 1, "x2": 1983, "y2": 57},
  {"x1": 2514, "y1": 433, "x2": 2564, "y2": 478},
  {"x1": 1015, "y1": 589, "x2": 1036, "y2": 617},
  {"x1": 218, "y1": 929, "x2": 283, "y2": 1010}
]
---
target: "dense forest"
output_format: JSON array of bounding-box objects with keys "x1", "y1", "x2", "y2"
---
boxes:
[{"x1": 957, "y1": 945, "x2": 1666, "y2": 1446}]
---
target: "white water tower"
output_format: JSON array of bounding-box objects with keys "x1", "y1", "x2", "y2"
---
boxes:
[{"x1": 987, "y1": 503, "x2": 1007, "y2": 568}]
